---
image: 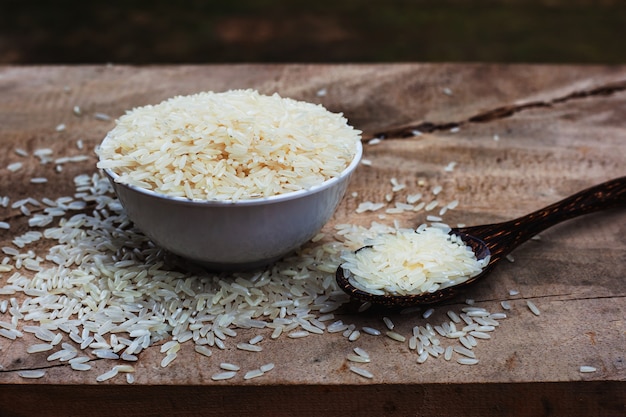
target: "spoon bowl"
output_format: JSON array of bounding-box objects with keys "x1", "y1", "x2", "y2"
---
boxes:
[{"x1": 336, "y1": 176, "x2": 626, "y2": 307}]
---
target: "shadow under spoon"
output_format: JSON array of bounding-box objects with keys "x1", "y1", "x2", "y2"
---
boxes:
[{"x1": 336, "y1": 176, "x2": 626, "y2": 308}]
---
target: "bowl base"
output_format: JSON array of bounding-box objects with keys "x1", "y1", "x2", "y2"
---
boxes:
[{"x1": 192, "y1": 252, "x2": 292, "y2": 273}]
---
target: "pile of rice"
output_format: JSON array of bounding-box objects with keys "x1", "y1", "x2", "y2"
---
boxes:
[
  {"x1": 96, "y1": 89, "x2": 361, "y2": 201},
  {"x1": 0, "y1": 164, "x2": 515, "y2": 383},
  {"x1": 1, "y1": 92, "x2": 534, "y2": 384},
  {"x1": 340, "y1": 224, "x2": 488, "y2": 296}
]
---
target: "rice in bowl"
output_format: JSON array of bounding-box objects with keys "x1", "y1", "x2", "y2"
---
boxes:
[
  {"x1": 96, "y1": 89, "x2": 362, "y2": 201},
  {"x1": 95, "y1": 89, "x2": 362, "y2": 268}
]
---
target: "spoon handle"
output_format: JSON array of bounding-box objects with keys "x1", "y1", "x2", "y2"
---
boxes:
[{"x1": 454, "y1": 176, "x2": 626, "y2": 264}]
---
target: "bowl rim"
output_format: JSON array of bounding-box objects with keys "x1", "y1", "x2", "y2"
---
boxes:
[{"x1": 101, "y1": 140, "x2": 363, "y2": 207}]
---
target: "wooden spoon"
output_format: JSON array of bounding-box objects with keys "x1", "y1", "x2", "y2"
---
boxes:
[{"x1": 336, "y1": 176, "x2": 626, "y2": 307}]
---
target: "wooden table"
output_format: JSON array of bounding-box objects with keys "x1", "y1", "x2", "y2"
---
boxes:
[{"x1": 0, "y1": 65, "x2": 624, "y2": 416}]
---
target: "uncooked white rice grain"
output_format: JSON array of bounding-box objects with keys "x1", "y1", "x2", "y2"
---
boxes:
[
  {"x1": 160, "y1": 340, "x2": 179, "y2": 353},
  {"x1": 454, "y1": 346, "x2": 476, "y2": 358},
  {"x1": 58, "y1": 350, "x2": 78, "y2": 362},
  {"x1": 425, "y1": 201, "x2": 438, "y2": 211},
  {"x1": 46, "y1": 350, "x2": 65, "y2": 362},
  {"x1": 236, "y1": 342, "x2": 263, "y2": 352},
  {"x1": 288, "y1": 330, "x2": 311, "y2": 339},
  {"x1": 115, "y1": 365, "x2": 135, "y2": 374},
  {"x1": 260, "y1": 363, "x2": 275, "y2": 373},
  {"x1": 270, "y1": 326, "x2": 283, "y2": 339},
  {"x1": 342, "y1": 325, "x2": 356, "y2": 338},
  {"x1": 220, "y1": 363, "x2": 240, "y2": 371},
  {"x1": 447, "y1": 310, "x2": 461, "y2": 323},
  {"x1": 447, "y1": 200, "x2": 459, "y2": 210},
  {"x1": 349, "y1": 365, "x2": 373, "y2": 379},
  {"x1": 0, "y1": 328, "x2": 19, "y2": 340},
  {"x1": 444, "y1": 346, "x2": 454, "y2": 361},
  {"x1": 71, "y1": 362, "x2": 92, "y2": 371},
  {"x1": 94, "y1": 112, "x2": 111, "y2": 121},
  {"x1": 382, "y1": 317, "x2": 394, "y2": 330},
  {"x1": 386, "y1": 331, "x2": 406, "y2": 342},
  {"x1": 444, "y1": 162, "x2": 457, "y2": 172},
  {"x1": 423, "y1": 308, "x2": 435, "y2": 319},
  {"x1": 93, "y1": 349, "x2": 120, "y2": 360},
  {"x1": 244, "y1": 369, "x2": 265, "y2": 380},
  {"x1": 0, "y1": 222, "x2": 9, "y2": 230},
  {"x1": 326, "y1": 321, "x2": 348, "y2": 333},
  {"x1": 476, "y1": 325, "x2": 496, "y2": 332},
  {"x1": 506, "y1": 254, "x2": 515, "y2": 262},
  {"x1": 121, "y1": 353, "x2": 138, "y2": 362},
  {"x1": 211, "y1": 371, "x2": 237, "y2": 381},
  {"x1": 26, "y1": 343, "x2": 54, "y2": 353},
  {"x1": 353, "y1": 347, "x2": 370, "y2": 359},
  {"x1": 527, "y1": 300, "x2": 541, "y2": 316},
  {"x1": 18, "y1": 370, "x2": 46, "y2": 379},
  {"x1": 160, "y1": 352, "x2": 177, "y2": 367},
  {"x1": 457, "y1": 357, "x2": 479, "y2": 365},
  {"x1": 194, "y1": 345, "x2": 213, "y2": 358},
  {"x1": 348, "y1": 330, "x2": 361, "y2": 342},
  {"x1": 579, "y1": 366, "x2": 597, "y2": 373},
  {"x1": 347, "y1": 355, "x2": 369, "y2": 365},
  {"x1": 500, "y1": 300, "x2": 511, "y2": 310},
  {"x1": 361, "y1": 327, "x2": 381, "y2": 336},
  {"x1": 407, "y1": 193, "x2": 422, "y2": 204},
  {"x1": 8, "y1": 162, "x2": 23, "y2": 172},
  {"x1": 509, "y1": 289, "x2": 520, "y2": 296},
  {"x1": 96, "y1": 367, "x2": 119, "y2": 382},
  {"x1": 68, "y1": 356, "x2": 90, "y2": 365}
]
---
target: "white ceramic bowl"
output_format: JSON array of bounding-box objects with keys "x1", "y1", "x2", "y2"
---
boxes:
[{"x1": 103, "y1": 141, "x2": 362, "y2": 270}]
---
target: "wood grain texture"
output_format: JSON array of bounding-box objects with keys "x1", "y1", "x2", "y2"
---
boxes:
[{"x1": 0, "y1": 65, "x2": 625, "y2": 416}]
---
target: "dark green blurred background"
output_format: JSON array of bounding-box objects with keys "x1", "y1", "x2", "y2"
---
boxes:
[{"x1": 1, "y1": 0, "x2": 625, "y2": 64}]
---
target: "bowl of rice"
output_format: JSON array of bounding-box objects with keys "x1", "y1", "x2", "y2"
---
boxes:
[{"x1": 96, "y1": 89, "x2": 362, "y2": 270}]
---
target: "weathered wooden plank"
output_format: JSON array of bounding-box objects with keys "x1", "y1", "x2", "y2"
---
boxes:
[{"x1": 0, "y1": 64, "x2": 624, "y2": 416}]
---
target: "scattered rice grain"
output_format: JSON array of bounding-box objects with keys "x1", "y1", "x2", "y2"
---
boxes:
[
  {"x1": 527, "y1": 300, "x2": 541, "y2": 316},
  {"x1": 18, "y1": 370, "x2": 46, "y2": 379},
  {"x1": 349, "y1": 365, "x2": 373, "y2": 379},
  {"x1": 211, "y1": 371, "x2": 237, "y2": 381}
]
